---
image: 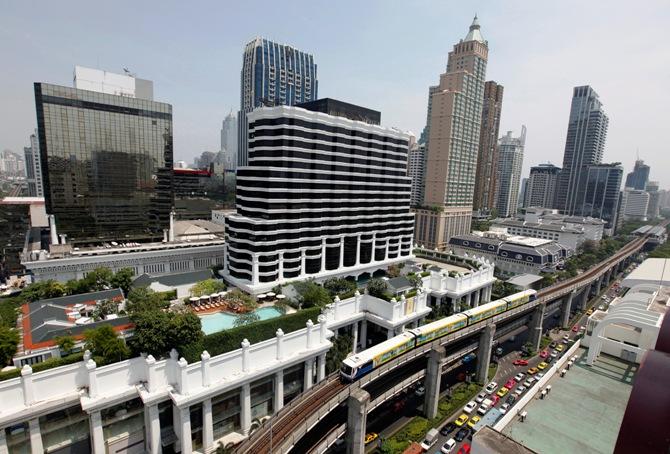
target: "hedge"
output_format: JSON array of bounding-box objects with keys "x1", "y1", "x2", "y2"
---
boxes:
[
  {"x1": 0, "y1": 352, "x2": 85, "y2": 382},
  {"x1": 202, "y1": 306, "x2": 323, "y2": 357}
]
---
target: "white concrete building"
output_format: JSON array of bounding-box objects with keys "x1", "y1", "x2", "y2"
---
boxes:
[
  {"x1": 490, "y1": 219, "x2": 585, "y2": 250},
  {"x1": 620, "y1": 188, "x2": 650, "y2": 221},
  {"x1": 494, "y1": 127, "x2": 526, "y2": 218},
  {"x1": 73, "y1": 66, "x2": 153, "y2": 100},
  {"x1": 220, "y1": 112, "x2": 238, "y2": 172}
]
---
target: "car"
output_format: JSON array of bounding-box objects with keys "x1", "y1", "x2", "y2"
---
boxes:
[
  {"x1": 467, "y1": 415, "x2": 481, "y2": 428},
  {"x1": 485, "y1": 382, "x2": 498, "y2": 394},
  {"x1": 440, "y1": 422, "x2": 457, "y2": 436},
  {"x1": 537, "y1": 362, "x2": 549, "y2": 370},
  {"x1": 365, "y1": 433, "x2": 378, "y2": 445},
  {"x1": 441, "y1": 439, "x2": 457, "y2": 453},
  {"x1": 506, "y1": 394, "x2": 517, "y2": 405},
  {"x1": 455, "y1": 427, "x2": 469, "y2": 442},
  {"x1": 505, "y1": 378, "x2": 516, "y2": 389},
  {"x1": 586, "y1": 309, "x2": 594, "y2": 315},
  {"x1": 495, "y1": 347, "x2": 504, "y2": 356},
  {"x1": 475, "y1": 392, "x2": 487, "y2": 403},
  {"x1": 562, "y1": 338, "x2": 570, "y2": 345},
  {"x1": 513, "y1": 359, "x2": 529, "y2": 366},
  {"x1": 477, "y1": 404, "x2": 489, "y2": 416},
  {"x1": 549, "y1": 341, "x2": 557, "y2": 348},
  {"x1": 546, "y1": 356, "x2": 554, "y2": 364},
  {"x1": 563, "y1": 334, "x2": 570, "y2": 341},
  {"x1": 536, "y1": 372, "x2": 545, "y2": 379},
  {"x1": 415, "y1": 385, "x2": 426, "y2": 396},
  {"x1": 491, "y1": 395, "x2": 500, "y2": 405},
  {"x1": 457, "y1": 443, "x2": 471, "y2": 454},
  {"x1": 514, "y1": 373, "x2": 525, "y2": 382},
  {"x1": 550, "y1": 350, "x2": 558, "y2": 358},
  {"x1": 454, "y1": 414, "x2": 469, "y2": 427},
  {"x1": 523, "y1": 378, "x2": 534, "y2": 387},
  {"x1": 556, "y1": 344, "x2": 565, "y2": 352},
  {"x1": 527, "y1": 367, "x2": 538, "y2": 375},
  {"x1": 499, "y1": 403, "x2": 511, "y2": 414},
  {"x1": 497, "y1": 387, "x2": 509, "y2": 397},
  {"x1": 514, "y1": 386, "x2": 526, "y2": 396},
  {"x1": 463, "y1": 401, "x2": 477, "y2": 414},
  {"x1": 539, "y1": 350, "x2": 549, "y2": 359}
]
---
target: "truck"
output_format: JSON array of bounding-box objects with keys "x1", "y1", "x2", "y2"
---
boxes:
[{"x1": 419, "y1": 428, "x2": 439, "y2": 451}]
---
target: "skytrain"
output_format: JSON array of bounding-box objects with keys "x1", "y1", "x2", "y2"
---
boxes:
[{"x1": 340, "y1": 290, "x2": 537, "y2": 381}]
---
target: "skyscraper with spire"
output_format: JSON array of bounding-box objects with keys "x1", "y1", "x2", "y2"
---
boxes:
[
  {"x1": 414, "y1": 16, "x2": 488, "y2": 250},
  {"x1": 624, "y1": 159, "x2": 650, "y2": 190}
]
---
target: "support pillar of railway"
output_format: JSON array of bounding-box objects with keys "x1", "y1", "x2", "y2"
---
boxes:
[
  {"x1": 423, "y1": 346, "x2": 446, "y2": 419},
  {"x1": 596, "y1": 275, "x2": 604, "y2": 294},
  {"x1": 606, "y1": 268, "x2": 613, "y2": 284},
  {"x1": 529, "y1": 304, "x2": 545, "y2": 352},
  {"x1": 579, "y1": 285, "x2": 590, "y2": 310},
  {"x1": 346, "y1": 389, "x2": 370, "y2": 454},
  {"x1": 475, "y1": 324, "x2": 496, "y2": 384},
  {"x1": 360, "y1": 320, "x2": 368, "y2": 350},
  {"x1": 561, "y1": 291, "x2": 575, "y2": 328}
]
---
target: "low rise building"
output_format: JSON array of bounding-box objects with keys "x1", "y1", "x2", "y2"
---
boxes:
[{"x1": 490, "y1": 218, "x2": 585, "y2": 250}]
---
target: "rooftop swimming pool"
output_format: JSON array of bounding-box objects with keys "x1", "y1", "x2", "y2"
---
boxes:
[{"x1": 200, "y1": 306, "x2": 283, "y2": 335}]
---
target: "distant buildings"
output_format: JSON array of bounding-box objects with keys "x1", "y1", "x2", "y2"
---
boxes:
[
  {"x1": 646, "y1": 181, "x2": 660, "y2": 219},
  {"x1": 408, "y1": 140, "x2": 426, "y2": 206},
  {"x1": 620, "y1": 188, "x2": 650, "y2": 222},
  {"x1": 579, "y1": 163, "x2": 623, "y2": 232},
  {"x1": 224, "y1": 99, "x2": 414, "y2": 293},
  {"x1": 237, "y1": 38, "x2": 318, "y2": 167},
  {"x1": 523, "y1": 163, "x2": 560, "y2": 208},
  {"x1": 624, "y1": 159, "x2": 650, "y2": 191},
  {"x1": 556, "y1": 86, "x2": 610, "y2": 215},
  {"x1": 0, "y1": 149, "x2": 25, "y2": 176},
  {"x1": 0, "y1": 197, "x2": 48, "y2": 279},
  {"x1": 494, "y1": 127, "x2": 526, "y2": 217},
  {"x1": 473, "y1": 81, "x2": 504, "y2": 215},
  {"x1": 23, "y1": 132, "x2": 44, "y2": 197},
  {"x1": 34, "y1": 67, "x2": 173, "y2": 241},
  {"x1": 220, "y1": 111, "x2": 238, "y2": 171},
  {"x1": 416, "y1": 17, "x2": 488, "y2": 250}
]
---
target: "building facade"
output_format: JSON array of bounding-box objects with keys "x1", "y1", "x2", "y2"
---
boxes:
[
  {"x1": 646, "y1": 181, "x2": 660, "y2": 219},
  {"x1": 408, "y1": 141, "x2": 426, "y2": 206},
  {"x1": 556, "y1": 86, "x2": 609, "y2": 215},
  {"x1": 620, "y1": 188, "x2": 650, "y2": 221},
  {"x1": 524, "y1": 163, "x2": 560, "y2": 208},
  {"x1": 34, "y1": 74, "x2": 173, "y2": 242},
  {"x1": 624, "y1": 159, "x2": 650, "y2": 191},
  {"x1": 577, "y1": 163, "x2": 623, "y2": 232},
  {"x1": 490, "y1": 218, "x2": 586, "y2": 250},
  {"x1": 237, "y1": 38, "x2": 318, "y2": 167},
  {"x1": 224, "y1": 100, "x2": 414, "y2": 293},
  {"x1": 473, "y1": 81, "x2": 504, "y2": 214},
  {"x1": 494, "y1": 127, "x2": 526, "y2": 217},
  {"x1": 23, "y1": 132, "x2": 44, "y2": 197},
  {"x1": 220, "y1": 112, "x2": 238, "y2": 172},
  {"x1": 416, "y1": 17, "x2": 488, "y2": 249}
]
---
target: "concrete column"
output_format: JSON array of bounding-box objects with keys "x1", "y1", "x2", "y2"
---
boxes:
[
  {"x1": 339, "y1": 237, "x2": 345, "y2": 268},
  {"x1": 352, "y1": 321, "x2": 359, "y2": 354},
  {"x1": 241, "y1": 383, "x2": 251, "y2": 435},
  {"x1": 346, "y1": 389, "x2": 370, "y2": 454},
  {"x1": 0, "y1": 428, "x2": 7, "y2": 454},
  {"x1": 452, "y1": 298, "x2": 457, "y2": 315},
  {"x1": 89, "y1": 411, "x2": 105, "y2": 454},
  {"x1": 355, "y1": 234, "x2": 361, "y2": 266},
  {"x1": 251, "y1": 253, "x2": 259, "y2": 286},
  {"x1": 529, "y1": 304, "x2": 545, "y2": 351},
  {"x1": 275, "y1": 370, "x2": 284, "y2": 411},
  {"x1": 386, "y1": 328, "x2": 395, "y2": 340},
  {"x1": 179, "y1": 406, "x2": 192, "y2": 454},
  {"x1": 360, "y1": 320, "x2": 368, "y2": 350},
  {"x1": 579, "y1": 286, "x2": 590, "y2": 310},
  {"x1": 596, "y1": 275, "x2": 603, "y2": 293},
  {"x1": 321, "y1": 238, "x2": 327, "y2": 272},
  {"x1": 473, "y1": 289, "x2": 480, "y2": 308},
  {"x1": 304, "y1": 358, "x2": 314, "y2": 390},
  {"x1": 475, "y1": 324, "x2": 496, "y2": 384},
  {"x1": 147, "y1": 404, "x2": 161, "y2": 454},
  {"x1": 203, "y1": 399, "x2": 213, "y2": 452},
  {"x1": 28, "y1": 418, "x2": 43, "y2": 454},
  {"x1": 223, "y1": 243, "x2": 229, "y2": 274},
  {"x1": 385, "y1": 240, "x2": 390, "y2": 261},
  {"x1": 278, "y1": 251, "x2": 284, "y2": 280},
  {"x1": 372, "y1": 232, "x2": 377, "y2": 262},
  {"x1": 317, "y1": 353, "x2": 327, "y2": 382},
  {"x1": 300, "y1": 249, "x2": 307, "y2": 277},
  {"x1": 466, "y1": 292, "x2": 472, "y2": 308},
  {"x1": 423, "y1": 346, "x2": 446, "y2": 419},
  {"x1": 561, "y1": 291, "x2": 575, "y2": 328}
]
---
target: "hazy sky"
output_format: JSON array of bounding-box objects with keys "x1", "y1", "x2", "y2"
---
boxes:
[{"x1": 2, "y1": 1, "x2": 669, "y2": 186}]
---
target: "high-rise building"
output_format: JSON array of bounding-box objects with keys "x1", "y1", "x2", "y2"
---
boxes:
[
  {"x1": 415, "y1": 16, "x2": 488, "y2": 250},
  {"x1": 408, "y1": 141, "x2": 426, "y2": 206},
  {"x1": 620, "y1": 188, "x2": 650, "y2": 221},
  {"x1": 578, "y1": 163, "x2": 623, "y2": 232},
  {"x1": 646, "y1": 181, "x2": 660, "y2": 219},
  {"x1": 494, "y1": 127, "x2": 526, "y2": 217},
  {"x1": 519, "y1": 178, "x2": 529, "y2": 210},
  {"x1": 73, "y1": 65, "x2": 154, "y2": 100},
  {"x1": 524, "y1": 163, "x2": 561, "y2": 208},
  {"x1": 34, "y1": 68, "x2": 173, "y2": 241},
  {"x1": 624, "y1": 159, "x2": 650, "y2": 191},
  {"x1": 419, "y1": 85, "x2": 440, "y2": 145},
  {"x1": 556, "y1": 86, "x2": 609, "y2": 215},
  {"x1": 473, "y1": 81, "x2": 504, "y2": 214},
  {"x1": 220, "y1": 111, "x2": 238, "y2": 171},
  {"x1": 224, "y1": 99, "x2": 414, "y2": 293},
  {"x1": 237, "y1": 38, "x2": 318, "y2": 167},
  {"x1": 24, "y1": 132, "x2": 44, "y2": 197}
]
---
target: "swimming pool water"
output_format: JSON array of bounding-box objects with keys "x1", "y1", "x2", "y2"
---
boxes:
[{"x1": 200, "y1": 307, "x2": 283, "y2": 335}]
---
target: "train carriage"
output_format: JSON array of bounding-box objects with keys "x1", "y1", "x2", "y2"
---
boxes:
[
  {"x1": 409, "y1": 314, "x2": 468, "y2": 346},
  {"x1": 503, "y1": 289, "x2": 537, "y2": 310},
  {"x1": 463, "y1": 299, "x2": 507, "y2": 324},
  {"x1": 340, "y1": 332, "x2": 416, "y2": 381}
]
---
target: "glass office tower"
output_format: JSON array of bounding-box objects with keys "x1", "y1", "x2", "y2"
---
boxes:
[{"x1": 34, "y1": 83, "x2": 173, "y2": 241}]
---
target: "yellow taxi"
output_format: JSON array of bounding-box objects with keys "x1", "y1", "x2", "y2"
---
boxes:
[
  {"x1": 467, "y1": 415, "x2": 481, "y2": 429},
  {"x1": 496, "y1": 387, "x2": 509, "y2": 397},
  {"x1": 365, "y1": 433, "x2": 378, "y2": 445},
  {"x1": 556, "y1": 344, "x2": 565, "y2": 352},
  {"x1": 586, "y1": 308, "x2": 594, "y2": 315},
  {"x1": 537, "y1": 362, "x2": 548, "y2": 370},
  {"x1": 527, "y1": 367, "x2": 538, "y2": 375},
  {"x1": 454, "y1": 414, "x2": 469, "y2": 427}
]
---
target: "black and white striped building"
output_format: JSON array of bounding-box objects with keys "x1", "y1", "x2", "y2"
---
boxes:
[{"x1": 224, "y1": 99, "x2": 415, "y2": 293}]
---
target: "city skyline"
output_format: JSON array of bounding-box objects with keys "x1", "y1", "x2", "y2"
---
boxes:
[{"x1": 1, "y1": 1, "x2": 669, "y2": 185}]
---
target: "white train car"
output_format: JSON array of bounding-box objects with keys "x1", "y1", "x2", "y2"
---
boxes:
[
  {"x1": 463, "y1": 299, "x2": 507, "y2": 325},
  {"x1": 340, "y1": 332, "x2": 416, "y2": 381},
  {"x1": 409, "y1": 314, "x2": 468, "y2": 347}
]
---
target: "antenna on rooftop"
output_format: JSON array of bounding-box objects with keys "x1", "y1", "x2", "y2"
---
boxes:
[{"x1": 123, "y1": 67, "x2": 136, "y2": 78}]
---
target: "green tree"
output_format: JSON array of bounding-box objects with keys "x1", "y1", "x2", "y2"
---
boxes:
[
  {"x1": 325, "y1": 334, "x2": 353, "y2": 374},
  {"x1": 225, "y1": 288, "x2": 257, "y2": 310},
  {"x1": 407, "y1": 274, "x2": 422, "y2": 289},
  {"x1": 387, "y1": 263, "x2": 402, "y2": 278},
  {"x1": 0, "y1": 326, "x2": 19, "y2": 366},
  {"x1": 233, "y1": 311, "x2": 260, "y2": 328},
  {"x1": 83, "y1": 267, "x2": 113, "y2": 291},
  {"x1": 110, "y1": 268, "x2": 135, "y2": 294},
  {"x1": 55, "y1": 335, "x2": 76, "y2": 355},
  {"x1": 126, "y1": 287, "x2": 170, "y2": 314},
  {"x1": 83, "y1": 325, "x2": 129, "y2": 365},
  {"x1": 130, "y1": 310, "x2": 203, "y2": 360},
  {"x1": 65, "y1": 278, "x2": 91, "y2": 295},
  {"x1": 322, "y1": 278, "x2": 356, "y2": 297},
  {"x1": 294, "y1": 280, "x2": 331, "y2": 308},
  {"x1": 21, "y1": 280, "x2": 66, "y2": 302},
  {"x1": 366, "y1": 278, "x2": 389, "y2": 300},
  {"x1": 189, "y1": 279, "x2": 227, "y2": 297}
]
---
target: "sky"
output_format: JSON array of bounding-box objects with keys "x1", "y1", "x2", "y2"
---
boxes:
[{"x1": 1, "y1": 0, "x2": 669, "y2": 186}]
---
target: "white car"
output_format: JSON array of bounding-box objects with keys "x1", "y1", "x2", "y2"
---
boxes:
[
  {"x1": 536, "y1": 372, "x2": 545, "y2": 379},
  {"x1": 477, "y1": 404, "x2": 489, "y2": 416},
  {"x1": 514, "y1": 373, "x2": 525, "y2": 382},
  {"x1": 485, "y1": 382, "x2": 498, "y2": 394},
  {"x1": 514, "y1": 386, "x2": 526, "y2": 396},
  {"x1": 463, "y1": 401, "x2": 477, "y2": 414},
  {"x1": 523, "y1": 378, "x2": 534, "y2": 388},
  {"x1": 499, "y1": 403, "x2": 511, "y2": 415},
  {"x1": 551, "y1": 350, "x2": 558, "y2": 358},
  {"x1": 414, "y1": 385, "x2": 425, "y2": 397},
  {"x1": 563, "y1": 334, "x2": 570, "y2": 341},
  {"x1": 475, "y1": 392, "x2": 487, "y2": 403},
  {"x1": 441, "y1": 439, "x2": 457, "y2": 454}
]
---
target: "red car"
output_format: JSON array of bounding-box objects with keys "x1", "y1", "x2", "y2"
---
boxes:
[
  {"x1": 505, "y1": 378, "x2": 516, "y2": 389},
  {"x1": 539, "y1": 350, "x2": 548, "y2": 359},
  {"x1": 513, "y1": 359, "x2": 529, "y2": 366},
  {"x1": 572, "y1": 325, "x2": 580, "y2": 332},
  {"x1": 457, "y1": 443, "x2": 471, "y2": 454},
  {"x1": 491, "y1": 395, "x2": 500, "y2": 405}
]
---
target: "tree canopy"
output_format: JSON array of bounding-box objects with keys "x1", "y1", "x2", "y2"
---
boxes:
[
  {"x1": 0, "y1": 327, "x2": 19, "y2": 366},
  {"x1": 130, "y1": 309, "x2": 203, "y2": 360},
  {"x1": 366, "y1": 278, "x2": 390, "y2": 300},
  {"x1": 83, "y1": 325, "x2": 130, "y2": 365},
  {"x1": 189, "y1": 279, "x2": 227, "y2": 297},
  {"x1": 293, "y1": 280, "x2": 332, "y2": 308}
]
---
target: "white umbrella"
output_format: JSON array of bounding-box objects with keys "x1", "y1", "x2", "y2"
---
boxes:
[{"x1": 266, "y1": 292, "x2": 276, "y2": 297}]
